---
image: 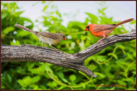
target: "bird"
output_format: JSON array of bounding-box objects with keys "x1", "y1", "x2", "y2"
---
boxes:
[
  {"x1": 15, "y1": 24, "x2": 66, "y2": 49},
  {"x1": 84, "y1": 18, "x2": 134, "y2": 43}
]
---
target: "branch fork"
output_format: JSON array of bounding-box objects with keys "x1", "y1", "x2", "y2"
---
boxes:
[{"x1": 1, "y1": 27, "x2": 136, "y2": 77}]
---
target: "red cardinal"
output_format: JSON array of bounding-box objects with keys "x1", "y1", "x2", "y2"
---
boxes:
[{"x1": 84, "y1": 18, "x2": 134, "y2": 43}]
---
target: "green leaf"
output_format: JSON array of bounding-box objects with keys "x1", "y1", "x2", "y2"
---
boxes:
[
  {"x1": 3, "y1": 26, "x2": 14, "y2": 34},
  {"x1": 40, "y1": 85, "x2": 47, "y2": 89},
  {"x1": 17, "y1": 79, "x2": 26, "y2": 87},
  {"x1": 108, "y1": 53, "x2": 118, "y2": 59},
  {"x1": 56, "y1": 11, "x2": 61, "y2": 17},
  {"x1": 102, "y1": 7, "x2": 107, "y2": 11},
  {"x1": 130, "y1": 20, "x2": 136, "y2": 24},
  {"x1": 47, "y1": 82, "x2": 52, "y2": 87},
  {"x1": 43, "y1": 5, "x2": 48, "y2": 12},
  {"x1": 79, "y1": 71, "x2": 90, "y2": 79},
  {"x1": 1, "y1": 12, "x2": 9, "y2": 19},
  {"x1": 33, "y1": 85, "x2": 39, "y2": 90},
  {"x1": 94, "y1": 72, "x2": 106, "y2": 79},
  {"x1": 96, "y1": 55, "x2": 107, "y2": 62},
  {"x1": 45, "y1": 65, "x2": 53, "y2": 74},
  {"x1": 52, "y1": 81, "x2": 57, "y2": 87},
  {"x1": 31, "y1": 76, "x2": 40, "y2": 83},
  {"x1": 127, "y1": 53, "x2": 134, "y2": 61},
  {"x1": 109, "y1": 87, "x2": 115, "y2": 90},
  {"x1": 23, "y1": 76, "x2": 32, "y2": 86},
  {"x1": 57, "y1": 72, "x2": 68, "y2": 83},
  {"x1": 20, "y1": 17, "x2": 34, "y2": 27},
  {"x1": 29, "y1": 34, "x2": 38, "y2": 40},
  {"x1": 69, "y1": 74, "x2": 76, "y2": 81},
  {"x1": 113, "y1": 54, "x2": 118, "y2": 59},
  {"x1": 7, "y1": 74, "x2": 12, "y2": 83},
  {"x1": 86, "y1": 12, "x2": 98, "y2": 23},
  {"x1": 42, "y1": 1, "x2": 46, "y2": 3},
  {"x1": 17, "y1": 31, "x2": 31, "y2": 37},
  {"x1": 132, "y1": 71, "x2": 136, "y2": 75},
  {"x1": 29, "y1": 68, "x2": 39, "y2": 74},
  {"x1": 119, "y1": 45, "x2": 125, "y2": 50},
  {"x1": 50, "y1": 11, "x2": 55, "y2": 14},
  {"x1": 15, "y1": 11, "x2": 24, "y2": 16},
  {"x1": 10, "y1": 40, "x2": 20, "y2": 45},
  {"x1": 117, "y1": 80, "x2": 126, "y2": 85}
]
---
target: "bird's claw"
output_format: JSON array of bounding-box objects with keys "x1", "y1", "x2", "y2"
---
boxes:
[{"x1": 97, "y1": 39, "x2": 103, "y2": 43}]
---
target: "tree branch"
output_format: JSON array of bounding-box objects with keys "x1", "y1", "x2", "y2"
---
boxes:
[{"x1": 1, "y1": 29, "x2": 136, "y2": 77}]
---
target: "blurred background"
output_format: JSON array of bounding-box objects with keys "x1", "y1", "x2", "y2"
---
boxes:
[{"x1": 1, "y1": 1, "x2": 136, "y2": 90}]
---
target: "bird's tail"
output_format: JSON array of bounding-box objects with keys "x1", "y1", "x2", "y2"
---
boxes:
[
  {"x1": 15, "y1": 24, "x2": 37, "y2": 35},
  {"x1": 115, "y1": 18, "x2": 134, "y2": 27}
]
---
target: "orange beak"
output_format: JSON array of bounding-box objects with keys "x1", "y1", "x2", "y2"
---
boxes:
[
  {"x1": 84, "y1": 28, "x2": 88, "y2": 31},
  {"x1": 64, "y1": 37, "x2": 66, "y2": 40}
]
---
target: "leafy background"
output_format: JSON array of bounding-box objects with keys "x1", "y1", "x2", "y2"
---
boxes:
[{"x1": 1, "y1": 1, "x2": 136, "y2": 90}]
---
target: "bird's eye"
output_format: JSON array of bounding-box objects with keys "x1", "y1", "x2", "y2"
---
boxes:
[
  {"x1": 86, "y1": 26, "x2": 89, "y2": 29},
  {"x1": 63, "y1": 36, "x2": 65, "y2": 38}
]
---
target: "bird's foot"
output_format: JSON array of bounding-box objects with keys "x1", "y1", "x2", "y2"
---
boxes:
[
  {"x1": 97, "y1": 38, "x2": 104, "y2": 43},
  {"x1": 97, "y1": 37, "x2": 108, "y2": 43},
  {"x1": 44, "y1": 46, "x2": 47, "y2": 48},
  {"x1": 51, "y1": 46, "x2": 59, "y2": 50}
]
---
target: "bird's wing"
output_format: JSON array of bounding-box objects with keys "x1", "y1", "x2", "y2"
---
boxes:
[
  {"x1": 38, "y1": 32, "x2": 58, "y2": 39},
  {"x1": 93, "y1": 24, "x2": 116, "y2": 32}
]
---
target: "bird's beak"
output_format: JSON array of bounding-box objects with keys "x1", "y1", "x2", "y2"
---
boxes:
[
  {"x1": 64, "y1": 37, "x2": 66, "y2": 40},
  {"x1": 84, "y1": 28, "x2": 88, "y2": 31}
]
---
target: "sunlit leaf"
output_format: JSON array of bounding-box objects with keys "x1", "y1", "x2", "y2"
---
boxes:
[
  {"x1": 31, "y1": 76, "x2": 40, "y2": 83},
  {"x1": 69, "y1": 74, "x2": 76, "y2": 81},
  {"x1": 130, "y1": 20, "x2": 136, "y2": 24},
  {"x1": 3, "y1": 26, "x2": 14, "y2": 34},
  {"x1": 43, "y1": 5, "x2": 48, "y2": 12}
]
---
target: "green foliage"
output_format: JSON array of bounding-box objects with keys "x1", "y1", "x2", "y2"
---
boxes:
[
  {"x1": 1, "y1": 2, "x2": 34, "y2": 46},
  {"x1": 1, "y1": 1, "x2": 136, "y2": 90}
]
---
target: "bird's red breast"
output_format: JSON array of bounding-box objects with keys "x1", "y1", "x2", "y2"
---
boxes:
[{"x1": 85, "y1": 24, "x2": 107, "y2": 37}]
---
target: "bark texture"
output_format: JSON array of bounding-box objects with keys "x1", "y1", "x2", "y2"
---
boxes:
[{"x1": 1, "y1": 29, "x2": 136, "y2": 77}]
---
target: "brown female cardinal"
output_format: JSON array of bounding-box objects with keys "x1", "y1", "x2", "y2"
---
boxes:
[
  {"x1": 15, "y1": 24, "x2": 66, "y2": 49},
  {"x1": 84, "y1": 18, "x2": 134, "y2": 43}
]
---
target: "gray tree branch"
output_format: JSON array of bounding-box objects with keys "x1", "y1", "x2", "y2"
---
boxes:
[{"x1": 1, "y1": 29, "x2": 136, "y2": 77}]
